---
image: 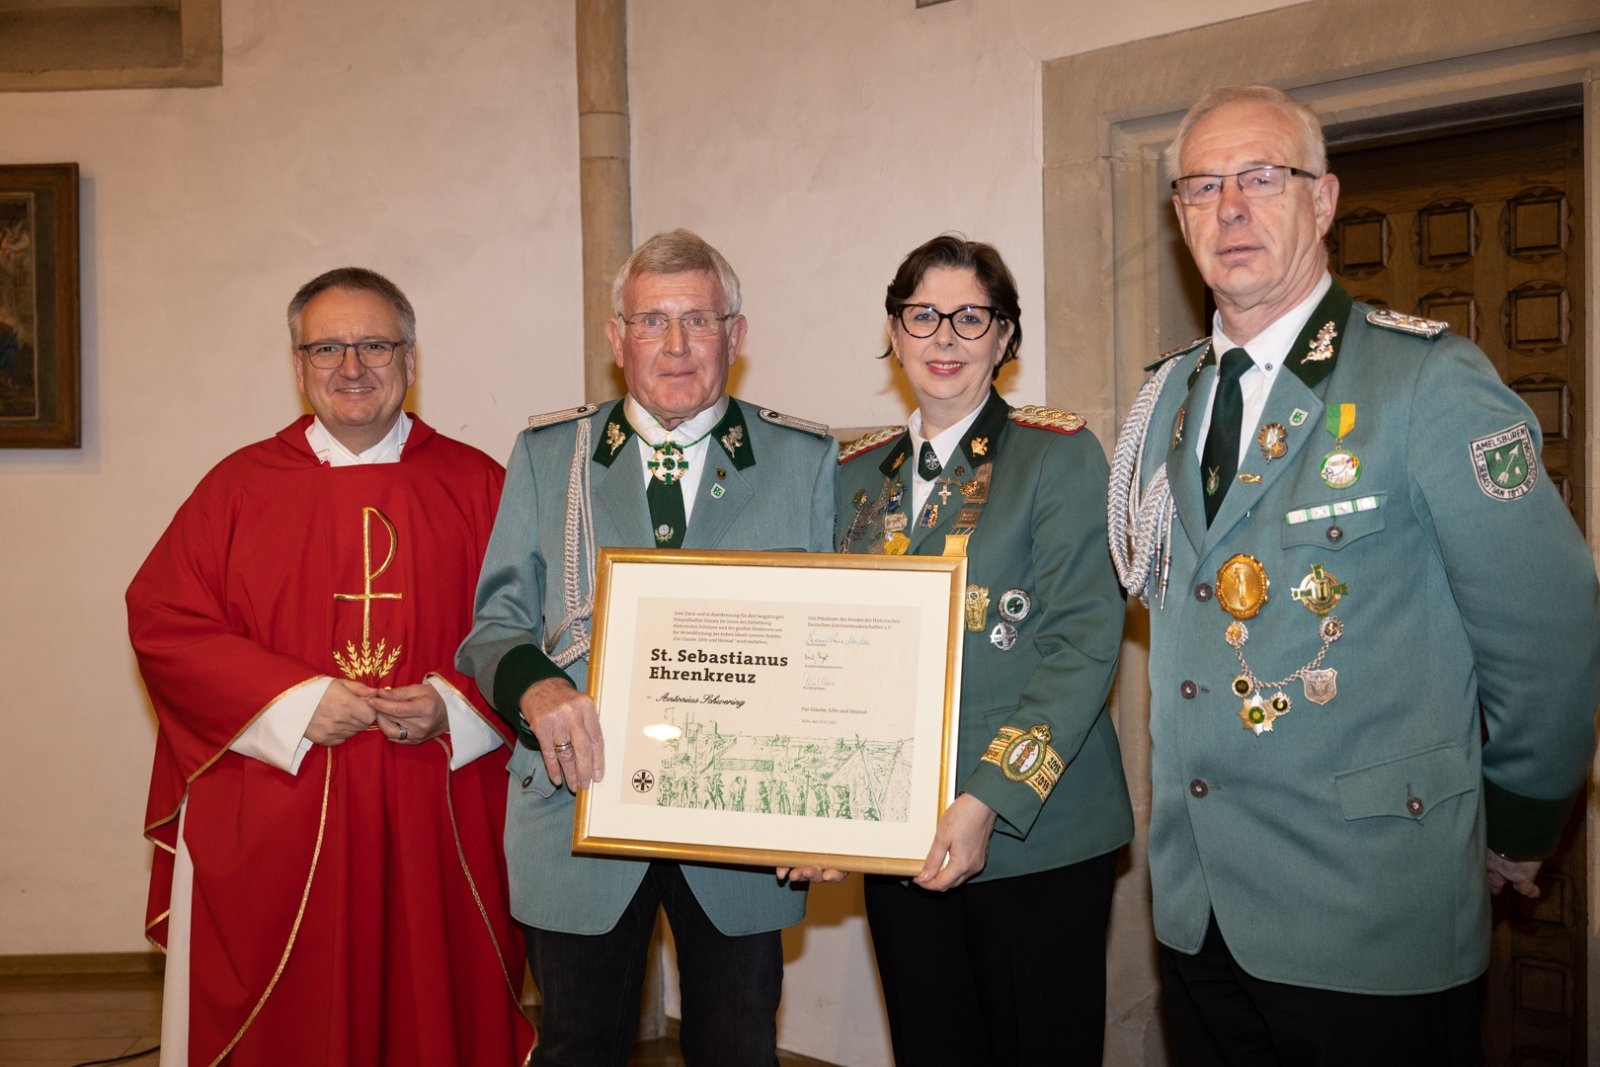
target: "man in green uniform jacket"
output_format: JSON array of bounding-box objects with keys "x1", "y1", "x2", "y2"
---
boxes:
[
  {"x1": 1110, "y1": 86, "x2": 1600, "y2": 1063},
  {"x1": 458, "y1": 230, "x2": 835, "y2": 1067}
]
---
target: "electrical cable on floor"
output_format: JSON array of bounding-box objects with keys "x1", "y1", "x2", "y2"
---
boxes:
[{"x1": 69, "y1": 1045, "x2": 159, "y2": 1067}]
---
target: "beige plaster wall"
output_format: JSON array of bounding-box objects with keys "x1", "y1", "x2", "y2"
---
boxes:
[
  {"x1": 0, "y1": 0, "x2": 583, "y2": 953},
  {"x1": 628, "y1": 0, "x2": 1300, "y2": 433}
]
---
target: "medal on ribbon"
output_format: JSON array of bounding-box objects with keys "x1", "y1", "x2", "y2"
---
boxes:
[
  {"x1": 648, "y1": 440, "x2": 689, "y2": 485},
  {"x1": 1320, "y1": 403, "x2": 1360, "y2": 489}
]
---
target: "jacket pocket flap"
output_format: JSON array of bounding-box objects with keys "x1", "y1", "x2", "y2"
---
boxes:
[
  {"x1": 1282, "y1": 491, "x2": 1387, "y2": 551},
  {"x1": 1335, "y1": 742, "x2": 1475, "y2": 821},
  {"x1": 509, "y1": 741, "x2": 559, "y2": 798}
]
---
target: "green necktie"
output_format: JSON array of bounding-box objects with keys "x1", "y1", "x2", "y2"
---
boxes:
[{"x1": 1201, "y1": 347, "x2": 1252, "y2": 526}]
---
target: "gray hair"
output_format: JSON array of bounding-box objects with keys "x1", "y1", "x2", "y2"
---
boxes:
[
  {"x1": 1163, "y1": 85, "x2": 1327, "y2": 182},
  {"x1": 610, "y1": 229, "x2": 742, "y2": 317},
  {"x1": 287, "y1": 267, "x2": 417, "y2": 346}
]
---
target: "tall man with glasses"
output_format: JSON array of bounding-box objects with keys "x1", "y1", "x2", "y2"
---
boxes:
[
  {"x1": 1109, "y1": 86, "x2": 1600, "y2": 1063},
  {"x1": 128, "y1": 267, "x2": 534, "y2": 1066},
  {"x1": 459, "y1": 230, "x2": 835, "y2": 1067}
]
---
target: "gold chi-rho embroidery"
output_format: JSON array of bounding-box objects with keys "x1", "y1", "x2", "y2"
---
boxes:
[{"x1": 332, "y1": 506, "x2": 404, "y2": 682}]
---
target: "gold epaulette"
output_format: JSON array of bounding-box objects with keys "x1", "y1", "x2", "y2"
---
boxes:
[
  {"x1": 526, "y1": 403, "x2": 600, "y2": 430},
  {"x1": 1366, "y1": 308, "x2": 1448, "y2": 338},
  {"x1": 1009, "y1": 406, "x2": 1084, "y2": 435},
  {"x1": 1144, "y1": 336, "x2": 1208, "y2": 373},
  {"x1": 757, "y1": 407, "x2": 829, "y2": 438},
  {"x1": 837, "y1": 425, "x2": 905, "y2": 464}
]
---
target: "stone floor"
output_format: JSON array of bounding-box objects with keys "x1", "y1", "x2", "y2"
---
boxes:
[{"x1": 0, "y1": 967, "x2": 829, "y2": 1067}]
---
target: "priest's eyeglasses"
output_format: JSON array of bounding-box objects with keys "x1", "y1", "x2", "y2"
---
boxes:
[
  {"x1": 621, "y1": 311, "x2": 731, "y2": 340},
  {"x1": 894, "y1": 304, "x2": 1001, "y2": 341},
  {"x1": 298, "y1": 339, "x2": 406, "y2": 369},
  {"x1": 1171, "y1": 165, "x2": 1318, "y2": 206}
]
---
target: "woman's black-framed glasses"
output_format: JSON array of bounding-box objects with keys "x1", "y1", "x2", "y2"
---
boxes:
[{"x1": 894, "y1": 304, "x2": 1001, "y2": 341}]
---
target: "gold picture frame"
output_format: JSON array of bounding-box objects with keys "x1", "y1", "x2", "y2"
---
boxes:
[{"x1": 573, "y1": 548, "x2": 967, "y2": 876}]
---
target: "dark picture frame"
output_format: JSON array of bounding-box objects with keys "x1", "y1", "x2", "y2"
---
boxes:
[{"x1": 0, "y1": 163, "x2": 80, "y2": 448}]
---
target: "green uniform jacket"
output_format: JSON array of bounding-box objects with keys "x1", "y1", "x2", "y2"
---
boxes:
[
  {"x1": 836, "y1": 389, "x2": 1132, "y2": 880},
  {"x1": 1131, "y1": 282, "x2": 1600, "y2": 993},
  {"x1": 457, "y1": 398, "x2": 836, "y2": 936}
]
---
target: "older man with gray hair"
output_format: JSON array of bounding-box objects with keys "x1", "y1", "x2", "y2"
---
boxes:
[
  {"x1": 459, "y1": 229, "x2": 836, "y2": 1066},
  {"x1": 1110, "y1": 86, "x2": 1600, "y2": 1064}
]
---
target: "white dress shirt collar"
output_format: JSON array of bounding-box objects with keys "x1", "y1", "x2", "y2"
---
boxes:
[{"x1": 305, "y1": 412, "x2": 411, "y2": 467}]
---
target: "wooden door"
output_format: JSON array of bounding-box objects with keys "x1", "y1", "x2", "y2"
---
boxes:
[{"x1": 1329, "y1": 115, "x2": 1587, "y2": 1066}]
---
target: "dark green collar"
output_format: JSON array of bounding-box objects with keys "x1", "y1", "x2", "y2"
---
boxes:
[
  {"x1": 710, "y1": 400, "x2": 756, "y2": 470},
  {"x1": 1282, "y1": 282, "x2": 1352, "y2": 390},
  {"x1": 958, "y1": 388, "x2": 1009, "y2": 468},
  {"x1": 592, "y1": 398, "x2": 757, "y2": 470},
  {"x1": 591, "y1": 399, "x2": 634, "y2": 467},
  {"x1": 1188, "y1": 282, "x2": 1353, "y2": 391},
  {"x1": 879, "y1": 388, "x2": 1008, "y2": 477},
  {"x1": 878, "y1": 435, "x2": 912, "y2": 479}
]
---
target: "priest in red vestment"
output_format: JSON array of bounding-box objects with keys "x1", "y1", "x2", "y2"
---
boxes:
[{"x1": 127, "y1": 267, "x2": 535, "y2": 1066}]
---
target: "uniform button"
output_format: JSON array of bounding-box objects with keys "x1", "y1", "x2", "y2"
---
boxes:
[
  {"x1": 1326, "y1": 524, "x2": 1343, "y2": 543},
  {"x1": 1180, "y1": 680, "x2": 1198, "y2": 699},
  {"x1": 1194, "y1": 583, "x2": 1213, "y2": 602},
  {"x1": 521, "y1": 776, "x2": 535, "y2": 788},
  {"x1": 1190, "y1": 779, "x2": 1209, "y2": 798},
  {"x1": 1406, "y1": 796, "x2": 1424, "y2": 816}
]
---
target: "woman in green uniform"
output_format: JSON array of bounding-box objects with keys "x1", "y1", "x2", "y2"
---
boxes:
[{"x1": 835, "y1": 234, "x2": 1131, "y2": 1065}]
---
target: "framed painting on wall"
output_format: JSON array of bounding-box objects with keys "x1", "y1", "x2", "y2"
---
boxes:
[{"x1": 0, "y1": 163, "x2": 79, "y2": 448}]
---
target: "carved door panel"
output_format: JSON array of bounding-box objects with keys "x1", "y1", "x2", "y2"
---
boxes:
[{"x1": 1330, "y1": 116, "x2": 1586, "y2": 1066}]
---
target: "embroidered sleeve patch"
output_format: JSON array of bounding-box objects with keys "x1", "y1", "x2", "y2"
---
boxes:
[{"x1": 1469, "y1": 422, "x2": 1537, "y2": 501}]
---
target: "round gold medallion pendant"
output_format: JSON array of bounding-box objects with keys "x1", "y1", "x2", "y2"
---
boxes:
[{"x1": 1216, "y1": 554, "x2": 1270, "y2": 620}]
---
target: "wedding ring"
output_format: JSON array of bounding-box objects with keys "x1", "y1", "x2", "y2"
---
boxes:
[
  {"x1": 398, "y1": 725, "x2": 409, "y2": 741},
  {"x1": 553, "y1": 741, "x2": 575, "y2": 756}
]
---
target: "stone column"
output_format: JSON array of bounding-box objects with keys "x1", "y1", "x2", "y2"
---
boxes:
[{"x1": 576, "y1": 0, "x2": 632, "y2": 401}]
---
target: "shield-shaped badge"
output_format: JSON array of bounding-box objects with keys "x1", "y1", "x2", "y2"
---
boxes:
[{"x1": 1469, "y1": 422, "x2": 1537, "y2": 501}]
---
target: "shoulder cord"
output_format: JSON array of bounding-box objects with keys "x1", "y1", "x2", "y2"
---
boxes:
[
  {"x1": 1107, "y1": 358, "x2": 1179, "y2": 607},
  {"x1": 544, "y1": 417, "x2": 597, "y2": 668}
]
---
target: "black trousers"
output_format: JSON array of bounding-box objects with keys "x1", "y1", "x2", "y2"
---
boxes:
[
  {"x1": 865, "y1": 849, "x2": 1120, "y2": 1066},
  {"x1": 1159, "y1": 913, "x2": 1483, "y2": 1067},
  {"x1": 523, "y1": 862, "x2": 783, "y2": 1067}
]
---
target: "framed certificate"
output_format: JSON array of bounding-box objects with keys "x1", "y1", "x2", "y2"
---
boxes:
[{"x1": 573, "y1": 548, "x2": 966, "y2": 876}]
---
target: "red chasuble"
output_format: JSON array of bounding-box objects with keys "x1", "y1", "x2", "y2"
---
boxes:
[{"x1": 129, "y1": 416, "x2": 534, "y2": 1066}]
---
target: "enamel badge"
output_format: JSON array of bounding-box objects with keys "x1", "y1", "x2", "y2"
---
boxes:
[
  {"x1": 1290, "y1": 564, "x2": 1347, "y2": 616},
  {"x1": 998, "y1": 588, "x2": 1032, "y2": 622}
]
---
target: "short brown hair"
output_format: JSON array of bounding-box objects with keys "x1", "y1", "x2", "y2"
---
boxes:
[{"x1": 883, "y1": 234, "x2": 1021, "y2": 377}]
